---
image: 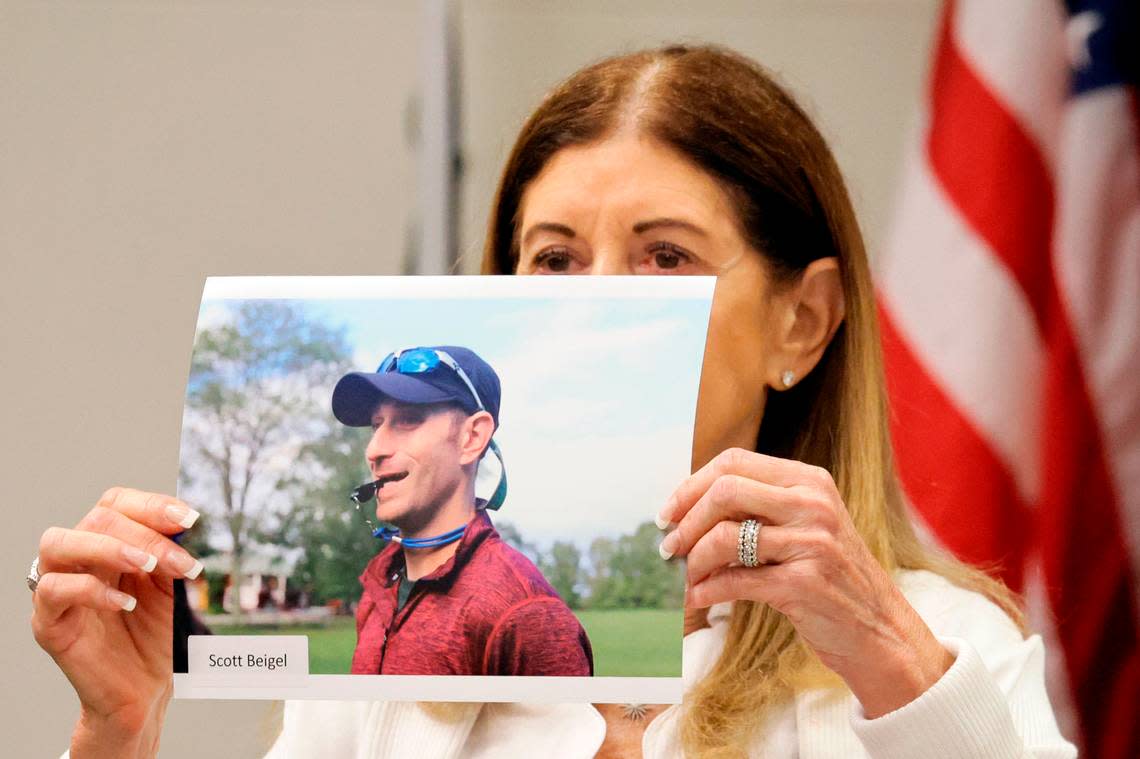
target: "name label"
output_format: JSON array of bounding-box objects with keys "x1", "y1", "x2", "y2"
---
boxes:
[{"x1": 188, "y1": 635, "x2": 308, "y2": 686}]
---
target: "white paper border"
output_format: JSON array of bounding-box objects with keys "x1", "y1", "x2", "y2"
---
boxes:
[
  {"x1": 175, "y1": 673, "x2": 682, "y2": 703},
  {"x1": 182, "y1": 274, "x2": 703, "y2": 704},
  {"x1": 200, "y1": 274, "x2": 715, "y2": 300}
]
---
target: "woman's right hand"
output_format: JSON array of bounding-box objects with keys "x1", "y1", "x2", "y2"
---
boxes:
[{"x1": 30, "y1": 487, "x2": 203, "y2": 759}]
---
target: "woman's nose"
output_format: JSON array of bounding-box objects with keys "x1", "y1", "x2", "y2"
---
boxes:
[{"x1": 587, "y1": 248, "x2": 633, "y2": 275}]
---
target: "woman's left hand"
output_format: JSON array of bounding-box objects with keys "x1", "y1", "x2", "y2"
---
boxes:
[{"x1": 657, "y1": 448, "x2": 955, "y2": 718}]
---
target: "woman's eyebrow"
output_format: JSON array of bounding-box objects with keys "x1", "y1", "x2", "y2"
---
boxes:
[
  {"x1": 521, "y1": 222, "x2": 576, "y2": 246},
  {"x1": 632, "y1": 217, "x2": 709, "y2": 237}
]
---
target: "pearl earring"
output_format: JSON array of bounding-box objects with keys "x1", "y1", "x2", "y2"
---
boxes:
[{"x1": 781, "y1": 370, "x2": 796, "y2": 388}]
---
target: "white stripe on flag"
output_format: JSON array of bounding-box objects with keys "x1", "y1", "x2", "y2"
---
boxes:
[
  {"x1": 880, "y1": 138, "x2": 1044, "y2": 505},
  {"x1": 954, "y1": 0, "x2": 1068, "y2": 165}
]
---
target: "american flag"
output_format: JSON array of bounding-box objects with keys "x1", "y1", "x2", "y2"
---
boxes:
[{"x1": 876, "y1": 1, "x2": 1139, "y2": 756}]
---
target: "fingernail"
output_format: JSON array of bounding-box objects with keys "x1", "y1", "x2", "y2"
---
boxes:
[
  {"x1": 659, "y1": 532, "x2": 678, "y2": 560},
  {"x1": 168, "y1": 552, "x2": 204, "y2": 580},
  {"x1": 122, "y1": 545, "x2": 158, "y2": 573},
  {"x1": 165, "y1": 503, "x2": 200, "y2": 529},
  {"x1": 654, "y1": 511, "x2": 673, "y2": 531},
  {"x1": 108, "y1": 588, "x2": 137, "y2": 612}
]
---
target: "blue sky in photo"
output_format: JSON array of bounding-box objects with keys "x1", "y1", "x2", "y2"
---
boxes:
[{"x1": 194, "y1": 291, "x2": 713, "y2": 550}]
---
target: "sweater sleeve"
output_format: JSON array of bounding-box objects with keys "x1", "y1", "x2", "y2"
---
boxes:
[
  {"x1": 482, "y1": 597, "x2": 594, "y2": 676},
  {"x1": 849, "y1": 634, "x2": 1076, "y2": 758}
]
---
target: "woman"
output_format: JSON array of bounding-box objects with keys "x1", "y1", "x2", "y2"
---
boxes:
[{"x1": 31, "y1": 44, "x2": 1075, "y2": 758}]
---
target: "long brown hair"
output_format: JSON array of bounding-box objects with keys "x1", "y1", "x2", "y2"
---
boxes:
[{"x1": 481, "y1": 44, "x2": 1022, "y2": 757}]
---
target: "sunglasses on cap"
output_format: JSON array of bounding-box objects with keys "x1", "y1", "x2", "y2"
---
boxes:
[{"x1": 377, "y1": 347, "x2": 486, "y2": 413}]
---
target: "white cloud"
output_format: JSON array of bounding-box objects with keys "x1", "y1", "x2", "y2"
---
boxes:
[
  {"x1": 493, "y1": 423, "x2": 692, "y2": 550},
  {"x1": 194, "y1": 301, "x2": 236, "y2": 331}
]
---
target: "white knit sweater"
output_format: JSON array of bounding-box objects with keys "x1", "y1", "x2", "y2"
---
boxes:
[
  {"x1": 61, "y1": 569, "x2": 1074, "y2": 758},
  {"x1": 257, "y1": 569, "x2": 1077, "y2": 758}
]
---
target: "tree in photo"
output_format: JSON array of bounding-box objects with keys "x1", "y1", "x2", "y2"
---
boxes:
[
  {"x1": 274, "y1": 423, "x2": 381, "y2": 609},
  {"x1": 539, "y1": 540, "x2": 584, "y2": 609},
  {"x1": 179, "y1": 300, "x2": 351, "y2": 617},
  {"x1": 586, "y1": 522, "x2": 683, "y2": 609}
]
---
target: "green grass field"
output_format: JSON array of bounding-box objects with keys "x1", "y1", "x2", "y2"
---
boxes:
[
  {"x1": 577, "y1": 608, "x2": 682, "y2": 677},
  {"x1": 223, "y1": 607, "x2": 682, "y2": 676}
]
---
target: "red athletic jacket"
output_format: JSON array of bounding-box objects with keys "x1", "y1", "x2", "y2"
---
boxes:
[{"x1": 351, "y1": 510, "x2": 594, "y2": 676}]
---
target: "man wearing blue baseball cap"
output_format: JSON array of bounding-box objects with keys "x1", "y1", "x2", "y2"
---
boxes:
[{"x1": 332, "y1": 345, "x2": 593, "y2": 676}]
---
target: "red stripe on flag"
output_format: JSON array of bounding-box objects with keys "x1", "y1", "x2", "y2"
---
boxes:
[
  {"x1": 1039, "y1": 313, "x2": 1140, "y2": 759},
  {"x1": 885, "y1": 2, "x2": 1140, "y2": 754},
  {"x1": 918, "y1": 6, "x2": 1140, "y2": 755},
  {"x1": 878, "y1": 303, "x2": 1031, "y2": 591},
  {"x1": 926, "y1": 1, "x2": 1056, "y2": 333}
]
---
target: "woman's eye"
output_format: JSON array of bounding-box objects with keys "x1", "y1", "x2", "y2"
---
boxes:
[
  {"x1": 532, "y1": 248, "x2": 575, "y2": 274},
  {"x1": 644, "y1": 243, "x2": 694, "y2": 272}
]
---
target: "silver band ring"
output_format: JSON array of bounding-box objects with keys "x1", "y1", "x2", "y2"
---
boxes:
[
  {"x1": 27, "y1": 556, "x2": 41, "y2": 592},
  {"x1": 738, "y1": 519, "x2": 761, "y2": 568}
]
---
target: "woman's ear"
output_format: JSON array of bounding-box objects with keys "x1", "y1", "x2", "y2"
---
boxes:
[
  {"x1": 766, "y1": 257, "x2": 845, "y2": 389},
  {"x1": 458, "y1": 411, "x2": 496, "y2": 465}
]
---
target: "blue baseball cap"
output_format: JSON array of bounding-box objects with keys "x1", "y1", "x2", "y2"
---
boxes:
[{"x1": 331, "y1": 345, "x2": 501, "y2": 429}]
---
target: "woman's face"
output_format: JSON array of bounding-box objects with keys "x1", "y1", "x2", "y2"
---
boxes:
[{"x1": 515, "y1": 135, "x2": 786, "y2": 471}]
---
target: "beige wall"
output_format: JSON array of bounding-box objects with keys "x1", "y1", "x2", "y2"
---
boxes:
[
  {"x1": 0, "y1": 1, "x2": 937, "y2": 755},
  {"x1": 457, "y1": 0, "x2": 939, "y2": 272}
]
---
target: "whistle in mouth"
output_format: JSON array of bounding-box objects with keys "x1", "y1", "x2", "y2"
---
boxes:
[{"x1": 349, "y1": 472, "x2": 407, "y2": 505}]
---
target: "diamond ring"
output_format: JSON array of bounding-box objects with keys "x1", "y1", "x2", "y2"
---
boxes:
[{"x1": 738, "y1": 519, "x2": 761, "y2": 568}]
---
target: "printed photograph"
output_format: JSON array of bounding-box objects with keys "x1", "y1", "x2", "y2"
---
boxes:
[{"x1": 174, "y1": 276, "x2": 712, "y2": 701}]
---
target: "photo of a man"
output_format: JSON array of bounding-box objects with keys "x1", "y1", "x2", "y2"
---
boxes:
[
  {"x1": 331, "y1": 345, "x2": 594, "y2": 676},
  {"x1": 176, "y1": 280, "x2": 707, "y2": 701}
]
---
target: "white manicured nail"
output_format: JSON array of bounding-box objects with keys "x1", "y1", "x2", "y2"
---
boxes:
[
  {"x1": 169, "y1": 552, "x2": 204, "y2": 580},
  {"x1": 122, "y1": 545, "x2": 158, "y2": 573},
  {"x1": 659, "y1": 531, "x2": 678, "y2": 560},
  {"x1": 165, "y1": 503, "x2": 200, "y2": 529},
  {"x1": 184, "y1": 559, "x2": 204, "y2": 580},
  {"x1": 659, "y1": 541, "x2": 674, "y2": 561},
  {"x1": 654, "y1": 512, "x2": 673, "y2": 530},
  {"x1": 108, "y1": 589, "x2": 137, "y2": 612}
]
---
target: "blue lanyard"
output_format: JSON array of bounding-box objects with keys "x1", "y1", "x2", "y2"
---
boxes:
[{"x1": 373, "y1": 523, "x2": 467, "y2": 548}]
